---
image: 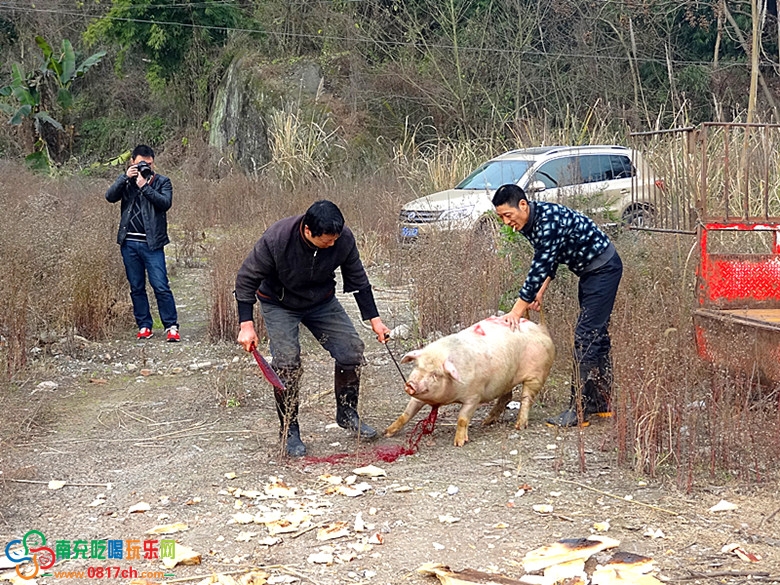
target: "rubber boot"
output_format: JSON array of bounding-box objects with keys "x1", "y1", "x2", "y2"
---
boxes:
[
  {"x1": 586, "y1": 356, "x2": 613, "y2": 417},
  {"x1": 273, "y1": 366, "x2": 306, "y2": 457},
  {"x1": 545, "y1": 381, "x2": 589, "y2": 428},
  {"x1": 334, "y1": 364, "x2": 378, "y2": 440},
  {"x1": 546, "y1": 365, "x2": 596, "y2": 428}
]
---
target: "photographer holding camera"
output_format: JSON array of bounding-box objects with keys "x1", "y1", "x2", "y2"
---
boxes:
[{"x1": 105, "y1": 145, "x2": 181, "y2": 342}]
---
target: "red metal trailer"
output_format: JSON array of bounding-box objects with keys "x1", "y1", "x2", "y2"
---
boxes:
[
  {"x1": 630, "y1": 123, "x2": 780, "y2": 382},
  {"x1": 693, "y1": 221, "x2": 780, "y2": 382}
]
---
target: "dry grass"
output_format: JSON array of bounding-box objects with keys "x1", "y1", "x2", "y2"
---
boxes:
[
  {"x1": 267, "y1": 99, "x2": 342, "y2": 188},
  {"x1": 207, "y1": 227, "x2": 267, "y2": 342},
  {"x1": 2, "y1": 123, "x2": 780, "y2": 487},
  {"x1": 608, "y1": 231, "x2": 780, "y2": 486},
  {"x1": 0, "y1": 162, "x2": 128, "y2": 377},
  {"x1": 388, "y1": 231, "x2": 514, "y2": 338}
]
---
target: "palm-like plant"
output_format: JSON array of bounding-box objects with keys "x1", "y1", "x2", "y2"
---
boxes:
[{"x1": 0, "y1": 36, "x2": 105, "y2": 168}]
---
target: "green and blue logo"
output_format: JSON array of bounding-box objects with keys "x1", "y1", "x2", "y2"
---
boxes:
[{"x1": 4, "y1": 529, "x2": 56, "y2": 580}]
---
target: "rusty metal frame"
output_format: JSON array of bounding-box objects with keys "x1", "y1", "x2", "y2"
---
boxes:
[
  {"x1": 697, "y1": 122, "x2": 780, "y2": 224},
  {"x1": 629, "y1": 122, "x2": 780, "y2": 232},
  {"x1": 628, "y1": 126, "x2": 697, "y2": 234}
]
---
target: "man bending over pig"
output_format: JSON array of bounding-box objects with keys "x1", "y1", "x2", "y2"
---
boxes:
[
  {"x1": 492, "y1": 184, "x2": 623, "y2": 427},
  {"x1": 235, "y1": 200, "x2": 391, "y2": 457}
]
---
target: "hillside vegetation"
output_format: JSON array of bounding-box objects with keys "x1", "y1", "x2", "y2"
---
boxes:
[{"x1": 0, "y1": 0, "x2": 778, "y2": 169}]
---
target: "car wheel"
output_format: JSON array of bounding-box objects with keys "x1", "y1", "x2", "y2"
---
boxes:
[{"x1": 622, "y1": 205, "x2": 655, "y2": 228}]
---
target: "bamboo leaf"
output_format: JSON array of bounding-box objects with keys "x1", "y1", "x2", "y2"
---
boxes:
[
  {"x1": 11, "y1": 63, "x2": 25, "y2": 86},
  {"x1": 57, "y1": 87, "x2": 73, "y2": 110},
  {"x1": 11, "y1": 85, "x2": 36, "y2": 107},
  {"x1": 25, "y1": 150, "x2": 50, "y2": 172},
  {"x1": 10, "y1": 105, "x2": 32, "y2": 125},
  {"x1": 35, "y1": 35, "x2": 53, "y2": 62}
]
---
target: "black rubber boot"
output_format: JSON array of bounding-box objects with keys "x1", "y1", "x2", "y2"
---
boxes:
[
  {"x1": 273, "y1": 366, "x2": 306, "y2": 457},
  {"x1": 587, "y1": 355, "x2": 613, "y2": 417},
  {"x1": 545, "y1": 382, "x2": 590, "y2": 428},
  {"x1": 334, "y1": 364, "x2": 378, "y2": 440},
  {"x1": 546, "y1": 406, "x2": 589, "y2": 428},
  {"x1": 546, "y1": 366, "x2": 595, "y2": 428}
]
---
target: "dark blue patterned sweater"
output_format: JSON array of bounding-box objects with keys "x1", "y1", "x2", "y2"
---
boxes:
[{"x1": 518, "y1": 201, "x2": 612, "y2": 302}]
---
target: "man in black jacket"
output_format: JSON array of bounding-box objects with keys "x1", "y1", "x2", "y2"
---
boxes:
[
  {"x1": 105, "y1": 145, "x2": 180, "y2": 342},
  {"x1": 235, "y1": 200, "x2": 391, "y2": 457}
]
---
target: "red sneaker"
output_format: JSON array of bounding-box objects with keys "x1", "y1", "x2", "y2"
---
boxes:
[
  {"x1": 166, "y1": 325, "x2": 181, "y2": 342},
  {"x1": 137, "y1": 327, "x2": 153, "y2": 340}
]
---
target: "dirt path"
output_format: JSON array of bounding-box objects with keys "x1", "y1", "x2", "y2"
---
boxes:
[{"x1": 2, "y1": 264, "x2": 780, "y2": 585}]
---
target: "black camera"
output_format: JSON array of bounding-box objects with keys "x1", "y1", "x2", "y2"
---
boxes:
[{"x1": 135, "y1": 161, "x2": 154, "y2": 180}]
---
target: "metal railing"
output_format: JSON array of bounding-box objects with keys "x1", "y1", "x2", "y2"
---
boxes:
[{"x1": 629, "y1": 123, "x2": 780, "y2": 232}]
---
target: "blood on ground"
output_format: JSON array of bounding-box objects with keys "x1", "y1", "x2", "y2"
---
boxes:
[{"x1": 301, "y1": 406, "x2": 439, "y2": 466}]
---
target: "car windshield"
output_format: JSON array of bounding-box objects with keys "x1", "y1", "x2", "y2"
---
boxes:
[{"x1": 456, "y1": 160, "x2": 532, "y2": 190}]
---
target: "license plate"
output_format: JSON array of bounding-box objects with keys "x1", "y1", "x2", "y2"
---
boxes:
[{"x1": 401, "y1": 226, "x2": 419, "y2": 238}]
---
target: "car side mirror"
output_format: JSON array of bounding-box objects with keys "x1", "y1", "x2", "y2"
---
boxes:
[{"x1": 527, "y1": 180, "x2": 547, "y2": 194}]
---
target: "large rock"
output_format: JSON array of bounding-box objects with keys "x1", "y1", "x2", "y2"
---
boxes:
[
  {"x1": 288, "y1": 62, "x2": 324, "y2": 96},
  {"x1": 208, "y1": 56, "x2": 272, "y2": 175},
  {"x1": 208, "y1": 57, "x2": 325, "y2": 176}
]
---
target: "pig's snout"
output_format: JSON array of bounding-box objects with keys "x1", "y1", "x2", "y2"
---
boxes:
[{"x1": 404, "y1": 382, "x2": 417, "y2": 396}]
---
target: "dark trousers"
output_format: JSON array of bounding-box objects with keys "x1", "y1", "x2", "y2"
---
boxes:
[
  {"x1": 574, "y1": 252, "x2": 623, "y2": 398},
  {"x1": 260, "y1": 296, "x2": 365, "y2": 370},
  {"x1": 120, "y1": 240, "x2": 178, "y2": 330}
]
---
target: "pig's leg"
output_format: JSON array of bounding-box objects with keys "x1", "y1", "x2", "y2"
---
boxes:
[
  {"x1": 514, "y1": 377, "x2": 545, "y2": 429},
  {"x1": 454, "y1": 401, "x2": 482, "y2": 446},
  {"x1": 482, "y1": 391, "x2": 514, "y2": 426},
  {"x1": 384, "y1": 397, "x2": 426, "y2": 437}
]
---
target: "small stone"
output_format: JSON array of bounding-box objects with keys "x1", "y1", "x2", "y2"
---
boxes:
[
  {"x1": 171, "y1": 367, "x2": 183, "y2": 374},
  {"x1": 35, "y1": 381, "x2": 59, "y2": 393},
  {"x1": 126, "y1": 364, "x2": 138, "y2": 372},
  {"x1": 140, "y1": 369, "x2": 153, "y2": 376}
]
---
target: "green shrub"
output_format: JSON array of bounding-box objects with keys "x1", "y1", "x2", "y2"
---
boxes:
[{"x1": 77, "y1": 115, "x2": 170, "y2": 160}]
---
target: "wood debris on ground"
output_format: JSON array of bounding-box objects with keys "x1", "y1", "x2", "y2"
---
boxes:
[
  {"x1": 161, "y1": 542, "x2": 201, "y2": 569},
  {"x1": 722, "y1": 543, "x2": 762, "y2": 562},
  {"x1": 416, "y1": 536, "x2": 667, "y2": 585},
  {"x1": 522, "y1": 535, "x2": 620, "y2": 572},
  {"x1": 418, "y1": 562, "x2": 529, "y2": 584}
]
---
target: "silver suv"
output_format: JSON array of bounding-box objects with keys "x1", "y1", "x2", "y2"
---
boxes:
[{"x1": 398, "y1": 145, "x2": 663, "y2": 243}]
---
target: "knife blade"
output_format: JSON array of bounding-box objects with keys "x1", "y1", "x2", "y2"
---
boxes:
[{"x1": 250, "y1": 344, "x2": 286, "y2": 390}]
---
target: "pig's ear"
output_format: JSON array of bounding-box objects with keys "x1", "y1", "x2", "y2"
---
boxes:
[
  {"x1": 443, "y1": 358, "x2": 461, "y2": 382},
  {"x1": 401, "y1": 350, "x2": 422, "y2": 363}
]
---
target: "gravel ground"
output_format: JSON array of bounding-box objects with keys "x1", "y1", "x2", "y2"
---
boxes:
[{"x1": 1, "y1": 264, "x2": 779, "y2": 585}]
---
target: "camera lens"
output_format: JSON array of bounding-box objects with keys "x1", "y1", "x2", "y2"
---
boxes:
[{"x1": 137, "y1": 162, "x2": 153, "y2": 179}]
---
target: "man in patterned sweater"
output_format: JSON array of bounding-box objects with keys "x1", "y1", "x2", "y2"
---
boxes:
[{"x1": 492, "y1": 184, "x2": 623, "y2": 427}]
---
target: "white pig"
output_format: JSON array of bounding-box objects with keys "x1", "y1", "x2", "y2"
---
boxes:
[{"x1": 384, "y1": 315, "x2": 555, "y2": 446}]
